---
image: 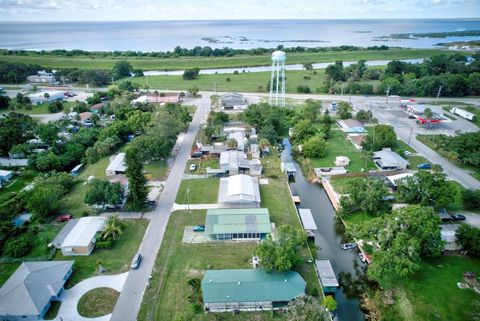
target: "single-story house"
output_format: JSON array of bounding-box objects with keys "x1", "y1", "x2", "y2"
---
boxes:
[
  {"x1": 201, "y1": 269, "x2": 306, "y2": 312},
  {"x1": 132, "y1": 92, "x2": 180, "y2": 105},
  {"x1": 0, "y1": 170, "x2": 13, "y2": 182},
  {"x1": 220, "y1": 150, "x2": 250, "y2": 175},
  {"x1": 249, "y1": 159, "x2": 262, "y2": 176},
  {"x1": 204, "y1": 208, "x2": 272, "y2": 241},
  {"x1": 198, "y1": 142, "x2": 228, "y2": 156},
  {"x1": 53, "y1": 216, "x2": 106, "y2": 256},
  {"x1": 441, "y1": 224, "x2": 461, "y2": 251},
  {"x1": 373, "y1": 148, "x2": 408, "y2": 171},
  {"x1": 347, "y1": 134, "x2": 367, "y2": 150},
  {"x1": 106, "y1": 153, "x2": 126, "y2": 176},
  {"x1": 78, "y1": 111, "x2": 93, "y2": 126},
  {"x1": 0, "y1": 261, "x2": 74, "y2": 321},
  {"x1": 337, "y1": 119, "x2": 366, "y2": 133},
  {"x1": 227, "y1": 131, "x2": 245, "y2": 151},
  {"x1": 220, "y1": 93, "x2": 248, "y2": 110},
  {"x1": 218, "y1": 174, "x2": 261, "y2": 208},
  {"x1": 26, "y1": 90, "x2": 64, "y2": 106},
  {"x1": 89, "y1": 103, "x2": 104, "y2": 113}
]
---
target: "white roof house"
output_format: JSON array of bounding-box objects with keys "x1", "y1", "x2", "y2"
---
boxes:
[
  {"x1": 386, "y1": 172, "x2": 414, "y2": 187},
  {"x1": 373, "y1": 148, "x2": 408, "y2": 171},
  {"x1": 0, "y1": 170, "x2": 13, "y2": 182},
  {"x1": 218, "y1": 174, "x2": 261, "y2": 208},
  {"x1": 219, "y1": 150, "x2": 261, "y2": 176},
  {"x1": 337, "y1": 119, "x2": 366, "y2": 133},
  {"x1": 27, "y1": 90, "x2": 64, "y2": 105},
  {"x1": 106, "y1": 153, "x2": 126, "y2": 176},
  {"x1": 58, "y1": 217, "x2": 106, "y2": 256}
]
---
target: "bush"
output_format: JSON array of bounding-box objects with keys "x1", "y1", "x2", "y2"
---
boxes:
[
  {"x1": 183, "y1": 68, "x2": 200, "y2": 80},
  {"x1": 462, "y1": 189, "x2": 480, "y2": 210},
  {"x1": 297, "y1": 85, "x2": 311, "y2": 93},
  {"x1": 96, "y1": 239, "x2": 114, "y2": 249},
  {"x1": 2, "y1": 235, "x2": 32, "y2": 258},
  {"x1": 303, "y1": 135, "x2": 327, "y2": 158},
  {"x1": 47, "y1": 101, "x2": 63, "y2": 113}
]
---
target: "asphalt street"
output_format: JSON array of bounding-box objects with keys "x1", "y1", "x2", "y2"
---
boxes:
[{"x1": 110, "y1": 95, "x2": 210, "y2": 321}]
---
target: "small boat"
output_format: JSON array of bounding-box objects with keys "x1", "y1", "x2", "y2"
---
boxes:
[
  {"x1": 358, "y1": 253, "x2": 367, "y2": 264},
  {"x1": 341, "y1": 242, "x2": 357, "y2": 250}
]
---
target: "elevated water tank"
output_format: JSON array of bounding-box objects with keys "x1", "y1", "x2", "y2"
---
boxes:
[{"x1": 271, "y1": 50, "x2": 286, "y2": 62}]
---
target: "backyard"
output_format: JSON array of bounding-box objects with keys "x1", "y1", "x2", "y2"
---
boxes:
[{"x1": 175, "y1": 178, "x2": 220, "y2": 204}]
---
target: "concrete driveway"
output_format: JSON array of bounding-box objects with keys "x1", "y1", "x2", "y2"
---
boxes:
[{"x1": 52, "y1": 272, "x2": 129, "y2": 321}]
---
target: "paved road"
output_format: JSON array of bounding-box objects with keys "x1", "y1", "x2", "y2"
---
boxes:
[{"x1": 110, "y1": 95, "x2": 210, "y2": 321}]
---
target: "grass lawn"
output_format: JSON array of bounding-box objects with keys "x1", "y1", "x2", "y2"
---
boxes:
[
  {"x1": 77, "y1": 287, "x2": 120, "y2": 318},
  {"x1": 144, "y1": 160, "x2": 169, "y2": 180},
  {"x1": 175, "y1": 178, "x2": 220, "y2": 204},
  {"x1": 55, "y1": 219, "x2": 148, "y2": 287},
  {"x1": 0, "y1": 176, "x2": 30, "y2": 203},
  {"x1": 186, "y1": 156, "x2": 219, "y2": 174},
  {"x1": 309, "y1": 130, "x2": 376, "y2": 173},
  {"x1": 12, "y1": 101, "x2": 75, "y2": 115},
  {"x1": 394, "y1": 255, "x2": 480, "y2": 321},
  {"x1": 406, "y1": 155, "x2": 429, "y2": 169},
  {"x1": 342, "y1": 211, "x2": 377, "y2": 226},
  {"x1": 0, "y1": 48, "x2": 443, "y2": 71},
  {"x1": 58, "y1": 155, "x2": 111, "y2": 217},
  {"x1": 44, "y1": 301, "x2": 61, "y2": 320},
  {"x1": 0, "y1": 263, "x2": 20, "y2": 287}
]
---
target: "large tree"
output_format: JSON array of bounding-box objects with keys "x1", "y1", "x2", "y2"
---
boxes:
[
  {"x1": 362, "y1": 124, "x2": 397, "y2": 151},
  {"x1": 85, "y1": 180, "x2": 124, "y2": 206},
  {"x1": 0, "y1": 112, "x2": 36, "y2": 155},
  {"x1": 125, "y1": 145, "x2": 148, "y2": 210},
  {"x1": 303, "y1": 135, "x2": 327, "y2": 158},
  {"x1": 292, "y1": 119, "x2": 318, "y2": 144},
  {"x1": 112, "y1": 60, "x2": 133, "y2": 80},
  {"x1": 397, "y1": 171, "x2": 454, "y2": 209},
  {"x1": 255, "y1": 225, "x2": 306, "y2": 272},
  {"x1": 341, "y1": 177, "x2": 390, "y2": 215},
  {"x1": 287, "y1": 296, "x2": 329, "y2": 321},
  {"x1": 456, "y1": 225, "x2": 480, "y2": 257}
]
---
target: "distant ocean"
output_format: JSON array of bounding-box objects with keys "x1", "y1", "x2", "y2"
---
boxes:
[{"x1": 0, "y1": 19, "x2": 479, "y2": 52}]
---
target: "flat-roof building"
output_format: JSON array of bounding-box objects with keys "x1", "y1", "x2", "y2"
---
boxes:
[
  {"x1": 201, "y1": 269, "x2": 306, "y2": 312},
  {"x1": 0, "y1": 261, "x2": 74, "y2": 321},
  {"x1": 218, "y1": 174, "x2": 261, "y2": 208},
  {"x1": 27, "y1": 90, "x2": 64, "y2": 106},
  {"x1": 373, "y1": 148, "x2": 408, "y2": 171},
  {"x1": 53, "y1": 217, "x2": 106, "y2": 256},
  {"x1": 106, "y1": 153, "x2": 126, "y2": 176}
]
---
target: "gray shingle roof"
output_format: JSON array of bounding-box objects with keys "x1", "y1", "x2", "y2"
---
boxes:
[{"x1": 0, "y1": 261, "x2": 74, "y2": 317}]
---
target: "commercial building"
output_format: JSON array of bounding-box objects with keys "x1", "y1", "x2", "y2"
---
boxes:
[
  {"x1": 52, "y1": 216, "x2": 106, "y2": 256},
  {"x1": 106, "y1": 153, "x2": 126, "y2": 176},
  {"x1": 373, "y1": 148, "x2": 408, "y2": 171},
  {"x1": 0, "y1": 261, "x2": 74, "y2": 321},
  {"x1": 27, "y1": 90, "x2": 64, "y2": 105},
  {"x1": 406, "y1": 104, "x2": 446, "y2": 124},
  {"x1": 337, "y1": 119, "x2": 366, "y2": 133},
  {"x1": 220, "y1": 93, "x2": 248, "y2": 110},
  {"x1": 204, "y1": 208, "x2": 272, "y2": 241},
  {"x1": 26, "y1": 71, "x2": 56, "y2": 84},
  {"x1": 201, "y1": 269, "x2": 306, "y2": 312},
  {"x1": 218, "y1": 174, "x2": 261, "y2": 208}
]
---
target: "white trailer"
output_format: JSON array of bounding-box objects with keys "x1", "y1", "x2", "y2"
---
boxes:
[{"x1": 450, "y1": 107, "x2": 476, "y2": 121}]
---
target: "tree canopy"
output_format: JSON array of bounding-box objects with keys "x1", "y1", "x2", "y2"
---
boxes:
[
  {"x1": 340, "y1": 177, "x2": 390, "y2": 215},
  {"x1": 362, "y1": 124, "x2": 397, "y2": 151}
]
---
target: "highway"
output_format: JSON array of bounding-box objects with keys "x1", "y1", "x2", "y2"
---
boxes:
[{"x1": 110, "y1": 94, "x2": 210, "y2": 321}]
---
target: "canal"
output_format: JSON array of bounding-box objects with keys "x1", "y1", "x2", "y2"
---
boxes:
[{"x1": 281, "y1": 139, "x2": 365, "y2": 321}]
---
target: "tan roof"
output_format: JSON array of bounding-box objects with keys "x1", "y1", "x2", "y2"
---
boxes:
[
  {"x1": 79, "y1": 111, "x2": 92, "y2": 121},
  {"x1": 349, "y1": 134, "x2": 367, "y2": 145}
]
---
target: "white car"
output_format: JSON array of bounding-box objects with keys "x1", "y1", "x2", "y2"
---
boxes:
[{"x1": 189, "y1": 164, "x2": 197, "y2": 171}]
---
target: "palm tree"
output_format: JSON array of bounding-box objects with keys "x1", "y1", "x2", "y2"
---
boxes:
[
  {"x1": 226, "y1": 138, "x2": 238, "y2": 150},
  {"x1": 424, "y1": 107, "x2": 433, "y2": 129},
  {"x1": 102, "y1": 216, "x2": 124, "y2": 241}
]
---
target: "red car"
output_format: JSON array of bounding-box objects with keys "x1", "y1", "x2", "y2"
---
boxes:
[{"x1": 56, "y1": 214, "x2": 72, "y2": 222}]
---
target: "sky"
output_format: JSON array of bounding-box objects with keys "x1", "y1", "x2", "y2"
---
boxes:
[{"x1": 0, "y1": 0, "x2": 478, "y2": 21}]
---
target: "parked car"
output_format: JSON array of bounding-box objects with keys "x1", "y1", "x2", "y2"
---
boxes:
[
  {"x1": 189, "y1": 163, "x2": 197, "y2": 171},
  {"x1": 417, "y1": 163, "x2": 432, "y2": 170},
  {"x1": 56, "y1": 214, "x2": 72, "y2": 222},
  {"x1": 191, "y1": 151, "x2": 202, "y2": 158},
  {"x1": 452, "y1": 214, "x2": 466, "y2": 221},
  {"x1": 131, "y1": 253, "x2": 142, "y2": 269},
  {"x1": 192, "y1": 225, "x2": 205, "y2": 232},
  {"x1": 341, "y1": 243, "x2": 357, "y2": 250},
  {"x1": 404, "y1": 151, "x2": 412, "y2": 156}
]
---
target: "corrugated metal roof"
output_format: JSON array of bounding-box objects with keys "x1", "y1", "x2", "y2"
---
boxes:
[
  {"x1": 202, "y1": 269, "x2": 305, "y2": 303},
  {"x1": 0, "y1": 261, "x2": 73, "y2": 317},
  {"x1": 61, "y1": 216, "x2": 105, "y2": 248},
  {"x1": 106, "y1": 153, "x2": 126, "y2": 173},
  {"x1": 218, "y1": 174, "x2": 261, "y2": 206},
  {"x1": 298, "y1": 209, "x2": 317, "y2": 231},
  {"x1": 315, "y1": 260, "x2": 339, "y2": 288},
  {"x1": 205, "y1": 208, "x2": 272, "y2": 235}
]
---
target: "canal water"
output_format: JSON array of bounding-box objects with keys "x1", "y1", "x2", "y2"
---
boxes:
[{"x1": 281, "y1": 139, "x2": 365, "y2": 321}]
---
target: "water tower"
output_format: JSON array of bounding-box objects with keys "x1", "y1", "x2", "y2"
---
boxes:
[{"x1": 269, "y1": 50, "x2": 286, "y2": 107}]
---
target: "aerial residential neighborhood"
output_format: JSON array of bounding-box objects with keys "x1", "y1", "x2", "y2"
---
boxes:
[{"x1": 0, "y1": 2, "x2": 479, "y2": 321}]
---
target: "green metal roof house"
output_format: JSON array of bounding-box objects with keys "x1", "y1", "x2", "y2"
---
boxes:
[
  {"x1": 201, "y1": 269, "x2": 306, "y2": 312},
  {"x1": 205, "y1": 208, "x2": 272, "y2": 241}
]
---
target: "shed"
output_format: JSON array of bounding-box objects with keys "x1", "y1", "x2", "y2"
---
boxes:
[
  {"x1": 204, "y1": 208, "x2": 272, "y2": 241},
  {"x1": 106, "y1": 153, "x2": 126, "y2": 176},
  {"x1": 218, "y1": 174, "x2": 261, "y2": 208},
  {"x1": 315, "y1": 260, "x2": 339, "y2": 293},
  {"x1": 57, "y1": 217, "x2": 106, "y2": 256},
  {"x1": 298, "y1": 209, "x2": 317, "y2": 231},
  {"x1": 0, "y1": 170, "x2": 13, "y2": 182},
  {"x1": 0, "y1": 261, "x2": 74, "y2": 321},
  {"x1": 201, "y1": 269, "x2": 306, "y2": 312},
  {"x1": 335, "y1": 156, "x2": 350, "y2": 167}
]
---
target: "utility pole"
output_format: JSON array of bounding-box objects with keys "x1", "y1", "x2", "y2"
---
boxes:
[
  {"x1": 340, "y1": 83, "x2": 344, "y2": 96},
  {"x1": 435, "y1": 85, "x2": 442, "y2": 105},
  {"x1": 407, "y1": 126, "x2": 414, "y2": 145},
  {"x1": 214, "y1": 81, "x2": 217, "y2": 96},
  {"x1": 385, "y1": 85, "x2": 391, "y2": 103},
  {"x1": 111, "y1": 76, "x2": 115, "y2": 86}
]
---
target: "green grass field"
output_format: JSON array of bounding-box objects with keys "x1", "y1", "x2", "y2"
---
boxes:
[
  {"x1": 77, "y1": 287, "x2": 120, "y2": 318},
  {"x1": 0, "y1": 48, "x2": 443, "y2": 71},
  {"x1": 185, "y1": 156, "x2": 219, "y2": 174},
  {"x1": 144, "y1": 160, "x2": 169, "y2": 180},
  {"x1": 57, "y1": 219, "x2": 148, "y2": 287},
  {"x1": 394, "y1": 256, "x2": 480, "y2": 321},
  {"x1": 175, "y1": 178, "x2": 220, "y2": 204}
]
